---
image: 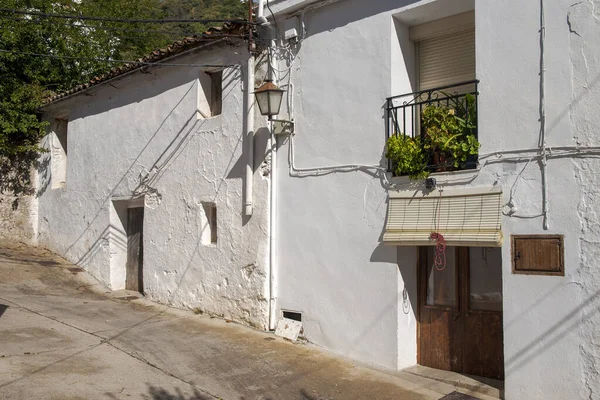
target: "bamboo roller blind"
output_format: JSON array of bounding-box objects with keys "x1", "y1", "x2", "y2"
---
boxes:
[{"x1": 383, "y1": 188, "x2": 503, "y2": 247}]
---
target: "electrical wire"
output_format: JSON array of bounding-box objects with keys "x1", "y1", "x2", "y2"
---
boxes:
[
  {"x1": 0, "y1": 48, "x2": 236, "y2": 69},
  {"x1": 260, "y1": 1, "x2": 343, "y2": 86},
  {"x1": 507, "y1": 156, "x2": 534, "y2": 208},
  {"x1": 0, "y1": 8, "x2": 254, "y2": 25},
  {"x1": 288, "y1": 133, "x2": 392, "y2": 186},
  {"x1": 266, "y1": 1, "x2": 280, "y2": 38}
]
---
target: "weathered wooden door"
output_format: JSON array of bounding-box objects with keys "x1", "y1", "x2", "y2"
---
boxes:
[
  {"x1": 418, "y1": 246, "x2": 504, "y2": 380},
  {"x1": 126, "y1": 207, "x2": 144, "y2": 293}
]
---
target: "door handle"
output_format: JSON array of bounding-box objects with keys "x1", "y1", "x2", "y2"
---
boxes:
[{"x1": 453, "y1": 313, "x2": 461, "y2": 321}]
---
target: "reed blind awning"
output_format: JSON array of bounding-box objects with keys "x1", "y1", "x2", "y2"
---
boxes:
[{"x1": 383, "y1": 187, "x2": 503, "y2": 247}]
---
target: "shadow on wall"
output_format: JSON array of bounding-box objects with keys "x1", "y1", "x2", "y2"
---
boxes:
[
  {"x1": 228, "y1": 126, "x2": 271, "y2": 226},
  {"x1": 134, "y1": 67, "x2": 246, "y2": 199},
  {"x1": 505, "y1": 287, "x2": 600, "y2": 375},
  {"x1": 301, "y1": 0, "x2": 421, "y2": 39},
  {"x1": 74, "y1": 224, "x2": 126, "y2": 268},
  {"x1": 36, "y1": 156, "x2": 51, "y2": 198},
  {"x1": 67, "y1": 57, "x2": 234, "y2": 119},
  {"x1": 62, "y1": 84, "x2": 205, "y2": 256},
  {"x1": 0, "y1": 304, "x2": 7, "y2": 319}
]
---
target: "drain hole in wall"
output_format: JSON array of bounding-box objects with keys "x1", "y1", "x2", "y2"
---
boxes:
[{"x1": 282, "y1": 311, "x2": 302, "y2": 322}]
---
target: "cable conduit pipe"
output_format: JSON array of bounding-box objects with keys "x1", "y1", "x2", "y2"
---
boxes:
[
  {"x1": 539, "y1": 0, "x2": 549, "y2": 230},
  {"x1": 269, "y1": 120, "x2": 277, "y2": 330},
  {"x1": 244, "y1": 56, "x2": 255, "y2": 216},
  {"x1": 288, "y1": 134, "x2": 390, "y2": 188},
  {"x1": 268, "y1": 37, "x2": 278, "y2": 330},
  {"x1": 479, "y1": 145, "x2": 600, "y2": 159}
]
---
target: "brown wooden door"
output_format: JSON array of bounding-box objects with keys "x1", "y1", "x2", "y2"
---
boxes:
[
  {"x1": 126, "y1": 207, "x2": 144, "y2": 293},
  {"x1": 418, "y1": 247, "x2": 504, "y2": 380}
]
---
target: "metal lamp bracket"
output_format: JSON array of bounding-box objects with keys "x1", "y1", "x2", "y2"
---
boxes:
[{"x1": 271, "y1": 119, "x2": 294, "y2": 135}]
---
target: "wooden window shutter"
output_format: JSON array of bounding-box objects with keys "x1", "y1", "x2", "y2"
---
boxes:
[
  {"x1": 418, "y1": 28, "x2": 476, "y2": 90},
  {"x1": 512, "y1": 235, "x2": 564, "y2": 276}
]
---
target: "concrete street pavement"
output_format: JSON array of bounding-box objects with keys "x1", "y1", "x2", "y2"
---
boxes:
[{"x1": 0, "y1": 241, "x2": 487, "y2": 400}]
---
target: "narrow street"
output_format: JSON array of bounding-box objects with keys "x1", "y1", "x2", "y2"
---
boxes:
[{"x1": 0, "y1": 242, "x2": 485, "y2": 400}]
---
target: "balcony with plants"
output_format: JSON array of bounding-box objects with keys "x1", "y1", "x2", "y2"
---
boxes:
[{"x1": 385, "y1": 80, "x2": 480, "y2": 179}]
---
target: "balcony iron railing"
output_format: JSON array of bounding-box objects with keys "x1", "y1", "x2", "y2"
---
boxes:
[{"x1": 385, "y1": 79, "x2": 480, "y2": 174}]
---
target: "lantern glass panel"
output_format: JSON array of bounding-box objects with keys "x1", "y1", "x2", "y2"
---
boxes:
[{"x1": 255, "y1": 88, "x2": 284, "y2": 116}]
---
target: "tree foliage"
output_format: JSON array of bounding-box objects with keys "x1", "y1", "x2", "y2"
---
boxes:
[{"x1": 0, "y1": 0, "x2": 249, "y2": 194}]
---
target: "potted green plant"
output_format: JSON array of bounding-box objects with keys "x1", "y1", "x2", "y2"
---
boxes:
[
  {"x1": 421, "y1": 94, "x2": 480, "y2": 172},
  {"x1": 386, "y1": 134, "x2": 429, "y2": 179},
  {"x1": 385, "y1": 93, "x2": 480, "y2": 180}
]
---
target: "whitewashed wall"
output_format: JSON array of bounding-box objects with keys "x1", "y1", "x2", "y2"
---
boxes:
[
  {"x1": 37, "y1": 44, "x2": 272, "y2": 329},
  {"x1": 271, "y1": 0, "x2": 600, "y2": 398},
  {"x1": 274, "y1": 0, "x2": 415, "y2": 371}
]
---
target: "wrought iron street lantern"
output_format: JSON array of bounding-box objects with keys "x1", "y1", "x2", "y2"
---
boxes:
[{"x1": 254, "y1": 80, "x2": 285, "y2": 119}]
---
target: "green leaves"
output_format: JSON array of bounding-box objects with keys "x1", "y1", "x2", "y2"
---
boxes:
[
  {"x1": 386, "y1": 134, "x2": 430, "y2": 180},
  {"x1": 421, "y1": 100, "x2": 480, "y2": 169},
  {"x1": 386, "y1": 95, "x2": 481, "y2": 180}
]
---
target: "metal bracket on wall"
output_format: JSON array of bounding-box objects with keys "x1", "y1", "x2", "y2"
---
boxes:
[{"x1": 272, "y1": 119, "x2": 294, "y2": 135}]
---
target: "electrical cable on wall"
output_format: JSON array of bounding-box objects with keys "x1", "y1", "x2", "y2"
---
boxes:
[{"x1": 288, "y1": 133, "x2": 392, "y2": 186}]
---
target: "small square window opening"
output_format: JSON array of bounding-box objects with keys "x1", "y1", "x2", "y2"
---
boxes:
[{"x1": 198, "y1": 70, "x2": 223, "y2": 118}]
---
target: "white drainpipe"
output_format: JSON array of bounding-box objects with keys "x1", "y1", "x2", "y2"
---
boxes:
[
  {"x1": 269, "y1": 118, "x2": 277, "y2": 330},
  {"x1": 244, "y1": 56, "x2": 255, "y2": 216},
  {"x1": 268, "y1": 39, "x2": 278, "y2": 330},
  {"x1": 257, "y1": 0, "x2": 267, "y2": 24}
]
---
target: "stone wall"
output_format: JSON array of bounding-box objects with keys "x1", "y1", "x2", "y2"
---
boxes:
[{"x1": 0, "y1": 193, "x2": 34, "y2": 243}]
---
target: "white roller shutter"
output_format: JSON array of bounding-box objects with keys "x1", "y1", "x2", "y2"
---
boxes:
[
  {"x1": 418, "y1": 28, "x2": 476, "y2": 90},
  {"x1": 383, "y1": 187, "x2": 503, "y2": 247}
]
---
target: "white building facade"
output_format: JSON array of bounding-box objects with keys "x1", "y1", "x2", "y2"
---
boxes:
[
  {"x1": 24, "y1": 0, "x2": 600, "y2": 398},
  {"x1": 264, "y1": 0, "x2": 600, "y2": 399}
]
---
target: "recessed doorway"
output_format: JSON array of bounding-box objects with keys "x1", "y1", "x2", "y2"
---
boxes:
[
  {"x1": 418, "y1": 246, "x2": 504, "y2": 380},
  {"x1": 110, "y1": 198, "x2": 145, "y2": 293},
  {"x1": 125, "y1": 206, "x2": 144, "y2": 293}
]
